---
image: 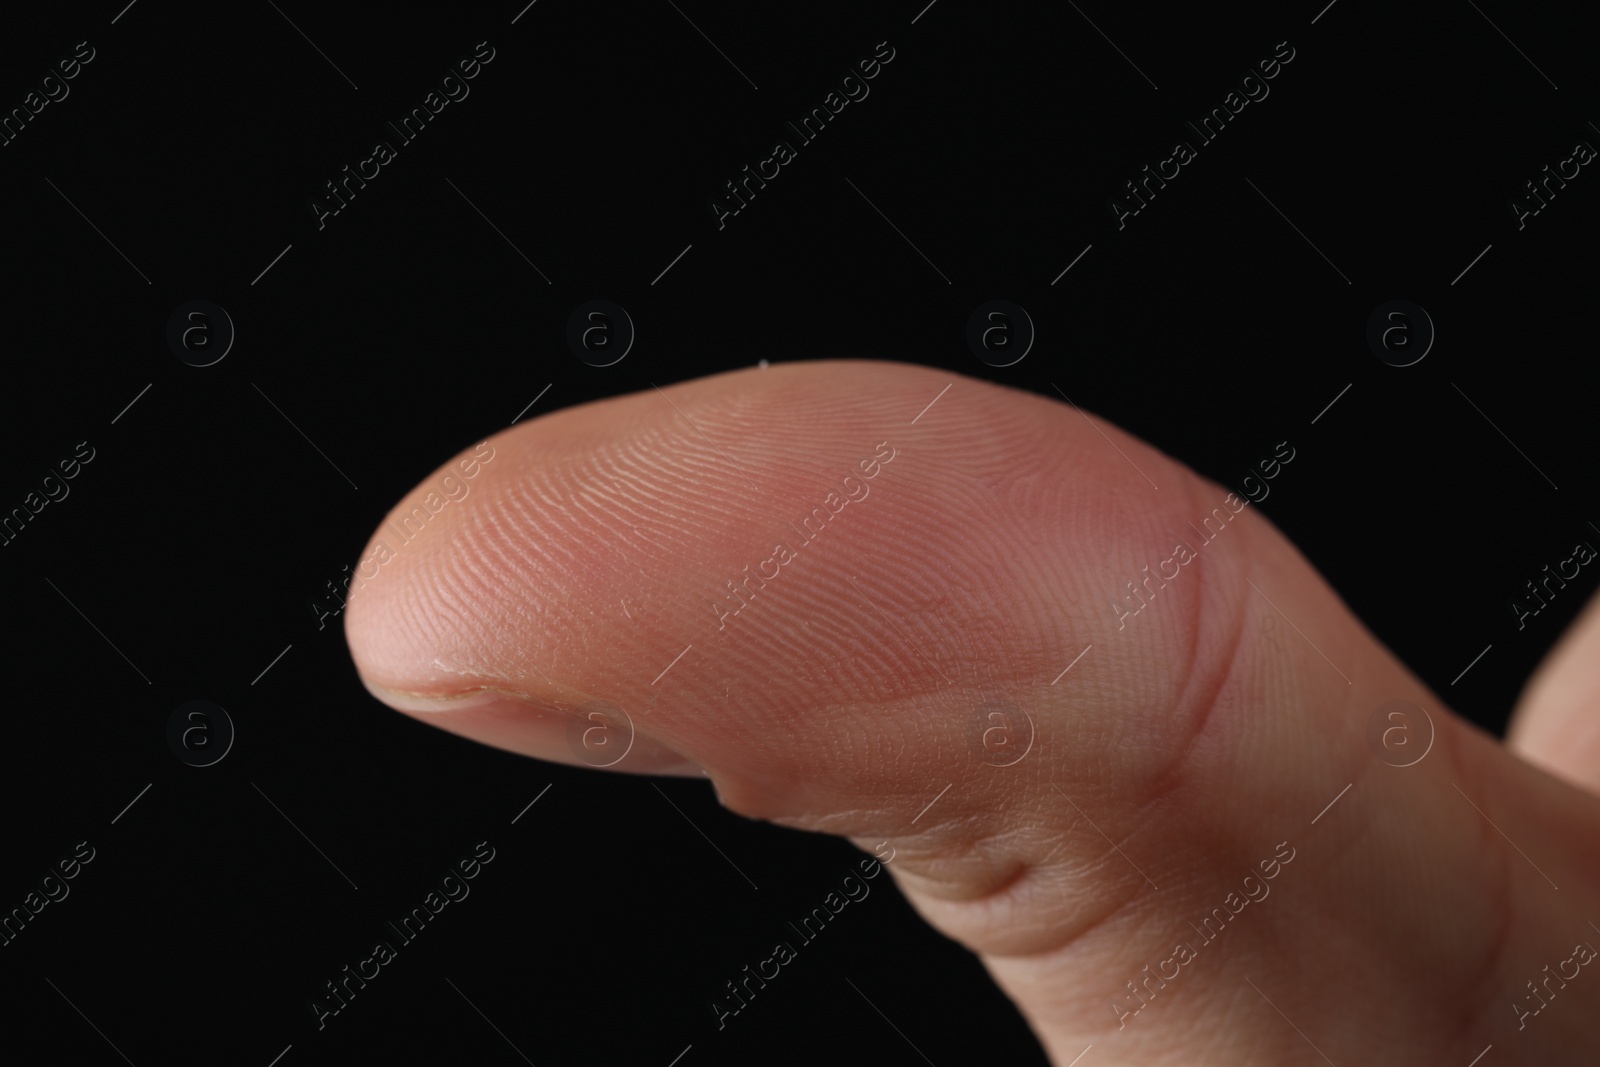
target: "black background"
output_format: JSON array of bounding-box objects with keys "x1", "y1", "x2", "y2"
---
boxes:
[{"x1": 0, "y1": 1, "x2": 1594, "y2": 1064}]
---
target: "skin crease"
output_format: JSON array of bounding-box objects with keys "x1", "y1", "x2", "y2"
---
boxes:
[{"x1": 345, "y1": 360, "x2": 1600, "y2": 1065}]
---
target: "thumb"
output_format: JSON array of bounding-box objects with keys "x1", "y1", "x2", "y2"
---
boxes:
[{"x1": 346, "y1": 360, "x2": 1600, "y2": 1065}]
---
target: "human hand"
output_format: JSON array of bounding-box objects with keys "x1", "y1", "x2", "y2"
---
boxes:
[{"x1": 345, "y1": 360, "x2": 1600, "y2": 1065}]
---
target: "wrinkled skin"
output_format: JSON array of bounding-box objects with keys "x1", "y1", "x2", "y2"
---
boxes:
[{"x1": 346, "y1": 361, "x2": 1600, "y2": 1065}]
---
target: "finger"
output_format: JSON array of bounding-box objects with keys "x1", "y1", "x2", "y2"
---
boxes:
[
  {"x1": 1508, "y1": 587, "x2": 1600, "y2": 794},
  {"x1": 346, "y1": 361, "x2": 1600, "y2": 1065}
]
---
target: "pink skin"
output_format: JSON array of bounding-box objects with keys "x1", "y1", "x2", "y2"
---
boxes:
[{"x1": 347, "y1": 361, "x2": 1600, "y2": 1065}]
